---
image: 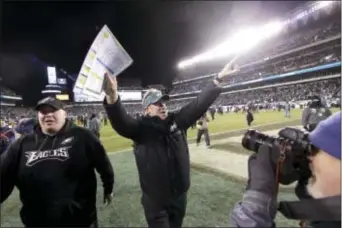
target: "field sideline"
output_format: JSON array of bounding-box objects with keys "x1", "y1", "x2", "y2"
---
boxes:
[
  {"x1": 101, "y1": 109, "x2": 311, "y2": 152},
  {"x1": 1, "y1": 109, "x2": 339, "y2": 227}
]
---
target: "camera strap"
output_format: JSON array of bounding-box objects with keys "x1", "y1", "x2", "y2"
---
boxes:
[{"x1": 275, "y1": 147, "x2": 286, "y2": 195}]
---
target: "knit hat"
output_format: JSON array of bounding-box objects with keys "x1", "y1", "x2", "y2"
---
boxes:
[
  {"x1": 142, "y1": 89, "x2": 169, "y2": 109},
  {"x1": 309, "y1": 111, "x2": 341, "y2": 160}
]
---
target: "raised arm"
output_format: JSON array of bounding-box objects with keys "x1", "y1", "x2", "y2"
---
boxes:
[
  {"x1": 175, "y1": 56, "x2": 240, "y2": 130},
  {"x1": 103, "y1": 73, "x2": 141, "y2": 140},
  {"x1": 174, "y1": 81, "x2": 222, "y2": 130}
]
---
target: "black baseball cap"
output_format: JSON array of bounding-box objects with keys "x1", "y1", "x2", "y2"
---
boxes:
[{"x1": 35, "y1": 97, "x2": 65, "y2": 111}]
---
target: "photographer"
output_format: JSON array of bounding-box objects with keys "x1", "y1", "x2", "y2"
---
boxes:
[
  {"x1": 302, "y1": 95, "x2": 332, "y2": 132},
  {"x1": 196, "y1": 113, "x2": 211, "y2": 148},
  {"x1": 230, "y1": 111, "x2": 341, "y2": 228},
  {"x1": 284, "y1": 101, "x2": 291, "y2": 118},
  {"x1": 89, "y1": 113, "x2": 101, "y2": 138},
  {"x1": 209, "y1": 107, "x2": 216, "y2": 120},
  {"x1": 103, "y1": 57, "x2": 239, "y2": 228},
  {"x1": 246, "y1": 108, "x2": 254, "y2": 128}
]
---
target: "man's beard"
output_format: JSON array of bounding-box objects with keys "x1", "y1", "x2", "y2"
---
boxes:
[{"x1": 45, "y1": 127, "x2": 58, "y2": 135}]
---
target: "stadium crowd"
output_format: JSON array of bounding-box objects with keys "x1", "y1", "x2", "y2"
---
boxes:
[
  {"x1": 172, "y1": 42, "x2": 340, "y2": 94},
  {"x1": 0, "y1": 5, "x2": 340, "y2": 130},
  {"x1": 0, "y1": 2, "x2": 341, "y2": 227},
  {"x1": 214, "y1": 77, "x2": 341, "y2": 106},
  {"x1": 172, "y1": 12, "x2": 341, "y2": 92},
  {"x1": 1, "y1": 76, "x2": 340, "y2": 122},
  {"x1": 242, "y1": 17, "x2": 341, "y2": 64}
]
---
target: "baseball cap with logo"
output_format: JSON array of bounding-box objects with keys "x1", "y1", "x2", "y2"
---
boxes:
[
  {"x1": 142, "y1": 89, "x2": 169, "y2": 109},
  {"x1": 35, "y1": 97, "x2": 65, "y2": 111}
]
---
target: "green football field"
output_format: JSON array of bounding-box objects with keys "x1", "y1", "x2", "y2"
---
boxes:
[
  {"x1": 1, "y1": 109, "x2": 339, "y2": 227},
  {"x1": 100, "y1": 109, "x2": 307, "y2": 152}
]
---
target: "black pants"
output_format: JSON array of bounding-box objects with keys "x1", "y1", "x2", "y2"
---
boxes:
[
  {"x1": 196, "y1": 129, "x2": 210, "y2": 146},
  {"x1": 142, "y1": 193, "x2": 187, "y2": 228}
]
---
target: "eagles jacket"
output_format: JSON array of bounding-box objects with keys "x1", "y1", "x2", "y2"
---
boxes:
[
  {"x1": 0, "y1": 119, "x2": 114, "y2": 227},
  {"x1": 104, "y1": 81, "x2": 222, "y2": 203}
]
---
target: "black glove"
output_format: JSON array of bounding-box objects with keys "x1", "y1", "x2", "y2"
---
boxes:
[
  {"x1": 295, "y1": 178, "x2": 312, "y2": 200},
  {"x1": 246, "y1": 145, "x2": 278, "y2": 196}
]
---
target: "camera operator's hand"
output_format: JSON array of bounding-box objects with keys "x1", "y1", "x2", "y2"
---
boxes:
[
  {"x1": 102, "y1": 72, "x2": 118, "y2": 104},
  {"x1": 246, "y1": 145, "x2": 278, "y2": 196},
  {"x1": 295, "y1": 178, "x2": 312, "y2": 200}
]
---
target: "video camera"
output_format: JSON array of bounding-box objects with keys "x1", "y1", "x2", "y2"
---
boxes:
[{"x1": 241, "y1": 127, "x2": 316, "y2": 185}]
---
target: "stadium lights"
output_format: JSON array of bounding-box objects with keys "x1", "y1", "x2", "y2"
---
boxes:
[
  {"x1": 177, "y1": 21, "x2": 284, "y2": 69},
  {"x1": 315, "y1": 1, "x2": 333, "y2": 9},
  {"x1": 42, "y1": 90, "x2": 61, "y2": 94},
  {"x1": 177, "y1": 0, "x2": 335, "y2": 70}
]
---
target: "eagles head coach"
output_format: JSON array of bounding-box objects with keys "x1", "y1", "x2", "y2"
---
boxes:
[
  {"x1": 0, "y1": 97, "x2": 115, "y2": 227},
  {"x1": 230, "y1": 111, "x2": 341, "y2": 228},
  {"x1": 103, "y1": 56, "x2": 239, "y2": 228}
]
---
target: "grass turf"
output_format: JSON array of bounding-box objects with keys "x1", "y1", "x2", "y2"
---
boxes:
[
  {"x1": 1, "y1": 109, "x2": 339, "y2": 227},
  {"x1": 1, "y1": 152, "x2": 299, "y2": 227},
  {"x1": 101, "y1": 109, "x2": 306, "y2": 152}
]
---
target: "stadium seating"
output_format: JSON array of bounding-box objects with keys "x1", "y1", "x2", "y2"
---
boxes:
[{"x1": 0, "y1": 8, "x2": 341, "y2": 121}]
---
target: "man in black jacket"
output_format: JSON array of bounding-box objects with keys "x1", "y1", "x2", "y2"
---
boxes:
[
  {"x1": 0, "y1": 97, "x2": 115, "y2": 227},
  {"x1": 102, "y1": 57, "x2": 239, "y2": 228}
]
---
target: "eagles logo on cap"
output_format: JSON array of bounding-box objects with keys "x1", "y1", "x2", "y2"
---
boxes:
[
  {"x1": 142, "y1": 89, "x2": 169, "y2": 109},
  {"x1": 35, "y1": 97, "x2": 65, "y2": 111}
]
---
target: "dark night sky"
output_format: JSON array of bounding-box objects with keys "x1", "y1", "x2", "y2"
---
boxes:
[{"x1": 0, "y1": 1, "x2": 308, "y2": 104}]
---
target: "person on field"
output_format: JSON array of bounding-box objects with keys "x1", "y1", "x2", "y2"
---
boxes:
[
  {"x1": 103, "y1": 56, "x2": 240, "y2": 228},
  {"x1": 1, "y1": 97, "x2": 114, "y2": 227}
]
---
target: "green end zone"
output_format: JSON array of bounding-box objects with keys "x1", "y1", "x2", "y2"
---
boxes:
[{"x1": 2, "y1": 109, "x2": 339, "y2": 227}]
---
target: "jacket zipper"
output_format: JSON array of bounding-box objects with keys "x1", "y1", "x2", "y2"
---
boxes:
[{"x1": 166, "y1": 137, "x2": 176, "y2": 194}]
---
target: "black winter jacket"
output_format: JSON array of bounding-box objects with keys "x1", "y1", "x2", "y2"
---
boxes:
[
  {"x1": 105, "y1": 81, "x2": 222, "y2": 203},
  {"x1": 0, "y1": 119, "x2": 114, "y2": 227}
]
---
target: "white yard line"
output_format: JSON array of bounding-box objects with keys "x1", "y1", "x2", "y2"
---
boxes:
[
  {"x1": 107, "y1": 119, "x2": 300, "y2": 186},
  {"x1": 105, "y1": 118, "x2": 300, "y2": 142},
  {"x1": 188, "y1": 118, "x2": 300, "y2": 140},
  {"x1": 101, "y1": 135, "x2": 121, "y2": 141},
  {"x1": 108, "y1": 148, "x2": 132, "y2": 155},
  {"x1": 107, "y1": 118, "x2": 300, "y2": 155}
]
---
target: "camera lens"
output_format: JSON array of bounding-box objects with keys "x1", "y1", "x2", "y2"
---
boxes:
[{"x1": 242, "y1": 130, "x2": 277, "y2": 152}]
